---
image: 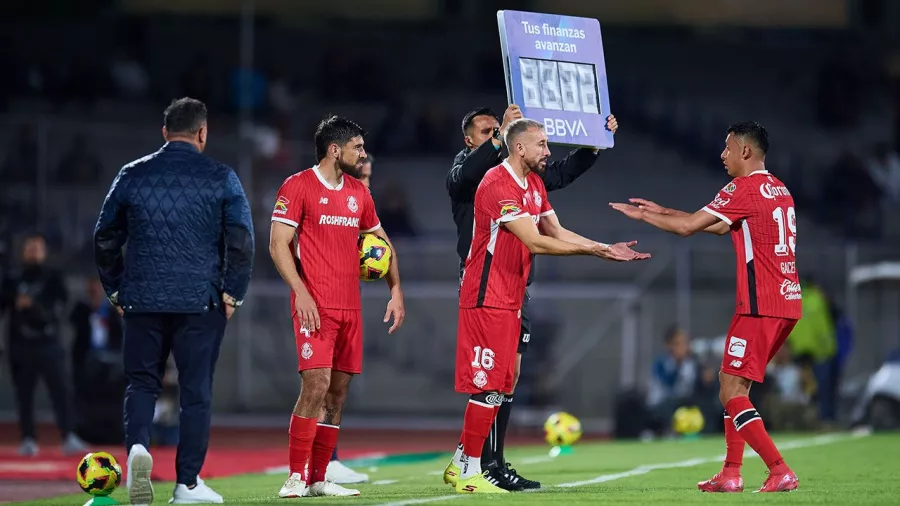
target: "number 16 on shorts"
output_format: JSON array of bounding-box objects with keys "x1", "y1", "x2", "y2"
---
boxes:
[{"x1": 454, "y1": 307, "x2": 521, "y2": 395}]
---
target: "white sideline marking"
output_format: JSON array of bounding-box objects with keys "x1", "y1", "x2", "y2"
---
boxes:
[
  {"x1": 373, "y1": 480, "x2": 400, "y2": 485},
  {"x1": 374, "y1": 433, "x2": 862, "y2": 506}
]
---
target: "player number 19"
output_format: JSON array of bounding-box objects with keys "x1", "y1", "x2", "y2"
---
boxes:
[
  {"x1": 772, "y1": 206, "x2": 796, "y2": 256},
  {"x1": 471, "y1": 346, "x2": 495, "y2": 370}
]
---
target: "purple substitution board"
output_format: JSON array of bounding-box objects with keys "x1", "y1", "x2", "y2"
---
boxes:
[{"x1": 498, "y1": 10, "x2": 613, "y2": 149}]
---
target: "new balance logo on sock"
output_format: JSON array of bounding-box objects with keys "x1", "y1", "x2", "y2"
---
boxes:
[{"x1": 732, "y1": 408, "x2": 761, "y2": 431}]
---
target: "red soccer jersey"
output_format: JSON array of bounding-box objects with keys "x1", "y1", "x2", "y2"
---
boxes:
[
  {"x1": 459, "y1": 161, "x2": 554, "y2": 310},
  {"x1": 701, "y1": 170, "x2": 802, "y2": 319},
  {"x1": 271, "y1": 166, "x2": 381, "y2": 310}
]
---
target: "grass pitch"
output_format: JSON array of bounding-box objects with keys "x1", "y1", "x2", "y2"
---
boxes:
[{"x1": 16, "y1": 431, "x2": 899, "y2": 505}]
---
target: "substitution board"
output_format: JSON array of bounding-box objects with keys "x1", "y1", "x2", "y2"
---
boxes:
[{"x1": 498, "y1": 10, "x2": 613, "y2": 149}]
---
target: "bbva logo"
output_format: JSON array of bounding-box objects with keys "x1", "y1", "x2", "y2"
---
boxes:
[{"x1": 543, "y1": 118, "x2": 588, "y2": 137}]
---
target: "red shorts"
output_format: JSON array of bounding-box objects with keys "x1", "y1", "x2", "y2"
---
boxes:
[
  {"x1": 293, "y1": 308, "x2": 363, "y2": 374},
  {"x1": 720, "y1": 314, "x2": 798, "y2": 383},
  {"x1": 455, "y1": 307, "x2": 521, "y2": 394}
]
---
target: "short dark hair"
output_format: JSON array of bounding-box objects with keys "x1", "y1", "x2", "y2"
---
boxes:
[
  {"x1": 314, "y1": 115, "x2": 366, "y2": 161},
  {"x1": 664, "y1": 325, "x2": 684, "y2": 343},
  {"x1": 461, "y1": 107, "x2": 499, "y2": 135},
  {"x1": 163, "y1": 97, "x2": 207, "y2": 135},
  {"x1": 504, "y1": 118, "x2": 543, "y2": 146},
  {"x1": 727, "y1": 121, "x2": 769, "y2": 155}
]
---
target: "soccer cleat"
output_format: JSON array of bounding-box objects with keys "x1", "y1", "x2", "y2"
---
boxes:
[
  {"x1": 326, "y1": 460, "x2": 369, "y2": 484},
  {"x1": 483, "y1": 462, "x2": 523, "y2": 491},
  {"x1": 698, "y1": 471, "x2": 744, "y2": 493},
  {"x1": 127, "y1": 444, "x2": 154, "y2": 506},
  {"x1": 502, "y1": 462, "x2": 541, "y2": 490},
  {"x1": 278, "y1": 473, "x2": 309, "y2": 498},
  {"x1": 755, "y1": 470, "x2": 799, "y2": 493},
  {"x1": 455, "y1": 471, "x2": 510, "y2": 494},
  {"x1": 170, "y1": 477, "x2": 224, "y2": 504},
  {"x1": 307, "y1": 481, "x2": 361, "y2": 497},
  {"x1": 61, "y1": 433, "x2": 88, "y2": 456},
  {"x1": 18, "y1": 437, "x2": 39, "y2": 457},
  {"x1": 443, "y1": 462, "x2": 460, "y2": 487}
]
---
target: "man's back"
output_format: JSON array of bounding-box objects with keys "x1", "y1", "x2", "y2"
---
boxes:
[
  {"x1": 703, "y1": 170, "x2": 801, "y2": 319},
  {"x1": 95, "y1": 141, "x2": 253, "y2": 312}
]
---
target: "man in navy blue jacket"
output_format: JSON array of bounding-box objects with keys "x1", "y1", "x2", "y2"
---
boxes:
[{"x1": 94, "y1": 97, "x2": 254, "y2": 505}]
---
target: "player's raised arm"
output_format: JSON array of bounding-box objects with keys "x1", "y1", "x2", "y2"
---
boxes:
[
  {"x1": 609, "y1": 202, "x2": 721, "y2": 237},
  {"x1": 627, "y1": 198, "x2": 730, "y2": 235},
  {"x1": 539, "y1": 114, "x2": 617, "y2": 191}
]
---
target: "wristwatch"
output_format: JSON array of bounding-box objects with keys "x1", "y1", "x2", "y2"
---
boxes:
[
  {"x1": 223, "y1": 294, "x2": 242, "y2": 308},
  {"x1": 492, "y1": 127, "x2": 501, "y2": 140}
]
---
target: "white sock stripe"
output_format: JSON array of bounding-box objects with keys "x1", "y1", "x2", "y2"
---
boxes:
[
  {"x1": 468, "y1": 399, "x2": 493, "y2": 408},
  {"x1": 317, "y1": 423, "x2": 340, "y2": 429}
]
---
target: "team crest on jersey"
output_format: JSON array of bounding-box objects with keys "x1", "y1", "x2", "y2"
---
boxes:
[
  {"x1": 347, "y1": 195, "x2": 358, "y2": 213},
  {"x1": 473, "y1": 370, "x2": 488, "y2": 388},
  {"x1": 301, "y1": 342, "x2": 313, "y2": 360},
  {"x1": 273, "y1": 196, "x2": 289, "y2": 215},
  {"x1": 499, "y1": 199, "x2": 521, "y2": 216},
  {"x1": 723, "y1": 182, "x2": 736, "y2": 194},
  {"x1": 533, "y1": 190, "x2": 542, "y2": 207}
]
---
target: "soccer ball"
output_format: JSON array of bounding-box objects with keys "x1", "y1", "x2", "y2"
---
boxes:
[
  {"x1": 672, "y1": 405, "x2": 705, "y2": 435},
  {"x1": 76, "y1": 451, "x2": 122, "y2": 496},
  {"x1": 544, "y1": 411, "x2": 583, "y2": 447},
  {"x1": 358, "y1": 234, "x2": 391, "y2": 281}
]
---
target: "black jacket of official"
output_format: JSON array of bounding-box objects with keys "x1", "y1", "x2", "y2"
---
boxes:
[
  {"x1": 0, "y1": 264, "x2": 67, "y2": 349},
  {"x1": 93, "y1": 141, "x2": 255, "y2": 312},
  {"x1": 447, "y1": 140, "x2": 601, "y2": 276}
]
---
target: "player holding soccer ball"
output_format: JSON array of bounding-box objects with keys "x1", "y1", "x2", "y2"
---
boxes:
[
  {"x1": 269, "y1": 116, "x2": 405, "y2": 498},
  {"x1": 610, "y1": 122, "x2": 801, "y2": 493},
  {"x1": 445, "y1": 118, "x2": 649, "y2": 494}
]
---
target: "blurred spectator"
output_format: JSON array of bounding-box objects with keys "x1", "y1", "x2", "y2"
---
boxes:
[
  {"x1": 762, "y1": 346, "x2": 818, "y2": 431},
  {"x1": 822, "y1": 151, "x2": 882, "y2": 239},
  {"x1": 55, "y1": 133, "x2": 104, "y2": 184},
  {"x1": 787, "y1": 278, "x2": 837, "y2": 421},
  {"x1": 109, "y1": 48, "x2": 150, "y2": 100},
  {"x1": 0, "y1": 233, "x2": 86, "y2": 456},
  {"x1": 1, "y1": 124, "x2": 38, "y2": 185},
  {"x1": 376, "y1": 182, "x2": 418, "y2": 238},
  {"x1": 70, "y1": 277, "x2": 124, "y2": 444},
  {"x1": 644, "y1": 327, "x2": 717, "y2": 436},
  {"x1": 864, "y1": 143, "x2": 900, "y2": 203}
]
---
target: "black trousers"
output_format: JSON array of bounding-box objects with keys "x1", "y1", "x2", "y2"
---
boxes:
[
  {"x1": 123, "y1": 310, "x2": 226, "y2": 486},
  {"x1": 8, "y1": 341, "x2": 72, "y2": 440}
]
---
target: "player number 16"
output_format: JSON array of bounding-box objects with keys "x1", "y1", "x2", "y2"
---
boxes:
[{"x1": 471, "y1": 346, "x2": 495, "y2": 370}]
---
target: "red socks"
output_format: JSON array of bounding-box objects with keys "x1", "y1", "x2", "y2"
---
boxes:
[
  {"x1": 288, "y1": 415, "x2": 317, "y2": 478},
  {"x1": 724, "y1": 396, "x2": 787, "y2": 472},
  {"x1": 309, "y1": 424, "x2": 340, "y2": 484},
  {"x1": 460, "y1": 399, "x2": 498, "y2": 459},
  {"x1": 723, "y1": 411, "x2": 745, "y2": 475}
]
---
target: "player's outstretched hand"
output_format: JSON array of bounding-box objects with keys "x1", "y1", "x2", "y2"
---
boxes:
[
  {"x1": 384, "y1": 295, "x2": 405, "y2": 334},
  {"x1": 606, "y1": 115, "x2": 618, "y2": 134},
  {"x1": 607, "y1": 241, "x2": 651, "y2": 261},
  {"x1": 294, "y1": 291, "x2": 320, "y2": 331},
  {"x1": 609, "y1": 202, "x2": 644, "y2": 221},
  {"x1": 628, "y1": 198, "x2": 668, "y2": 215}
]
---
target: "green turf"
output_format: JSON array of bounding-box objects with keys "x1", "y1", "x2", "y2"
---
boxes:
[{"x1": 15, "y1": 432, "x2": 900, "y2": 505}]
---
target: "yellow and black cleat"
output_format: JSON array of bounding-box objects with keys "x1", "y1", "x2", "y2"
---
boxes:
[
  {"x1": 455, "y1": 471, "x2": 509, "y2": 494},
  {"x1": 443, "y1": 462, "x2": 460, "y2": 487}
]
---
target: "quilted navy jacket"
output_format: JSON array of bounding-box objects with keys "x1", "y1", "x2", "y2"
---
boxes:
[{"x1": 93, "y1": 141, "x2": 254, "y2": 313}]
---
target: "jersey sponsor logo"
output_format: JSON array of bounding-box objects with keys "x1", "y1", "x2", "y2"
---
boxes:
[
  {"x1": 499, "y1": 199, "x2": 522, "y2": 216},
  {"x1": 533, "y1": 190, "x2": 542, "y2": 208},
  {"x1": 543, "y1": 118, "x2": 588, "y2": 137},
  {"x1": 521, "y1": 333, "x2": 531, "y2": 343},
  {"x1": 485, "y1": 393, "x2": 505, "y2": 406},
  {"x1": 347, "y1": 195, "x2": 358, "y2": 213},
  {"x1": 723, "y1": 182, "x2": 737, "y2": 194},
  {"x1": 727, "y1": 336, "x2": 747, "y2": 358},
  {"x1": 473, "y1": 370, "x2": 488, "y2": 388},
  {"x1": 759, "y1": 182, "x2": 791, "y2": 200},
  {"x1": 319, "y1": 215, "x2": 360, "y2": 227},
  {"x1": 273, "y1": 196, "x2": 289, "y2": 215},
  {"x1": 301, "y1": 341, "x2": 313, "y2": 360},
  {"x1": 780, "y1": 279, "x2": 802, "y2": 300},
  {"x1": 710, "y1": 195, "x2": 731, "y2": 209}
]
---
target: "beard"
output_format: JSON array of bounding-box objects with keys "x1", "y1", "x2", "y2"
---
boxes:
[
  {"x1": 525, "y1": 156, "x2": 549, "y2": 173},
  {"x1": 338, "y1": 157, "x2": 363, "y2": 178}
]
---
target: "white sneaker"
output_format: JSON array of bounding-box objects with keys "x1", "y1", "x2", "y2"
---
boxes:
[
  {"x1": 278, "y1": 473, "x2": 309, "y2": 498},
  {"x1": 170, "y1": 477, "x2": 224, "y2": 504},
  {"x1": 308, "y1": 481, "x2": 360, "y2": 497},
  {"x1": 62, "y1": 433, "x2": 88, "y2": 456},
  {"x1": 18, "y1": 438, "x2": 39, "y2": 457},
  {"x1": 326, "y1": 460, "x2": 369, "y2": 484},
  {"x1": 127, "y1": 444, "x2": 154, "y2": 506}
]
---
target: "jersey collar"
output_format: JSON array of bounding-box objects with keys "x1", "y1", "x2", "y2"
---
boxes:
[
  {"x1": 501, "y1": 159, "x2": 528, "y2": 190},
  {"x1": 748, "y1": 170, "x2": 769, "y2": 176},
  {"x1": 312, "y1": 165, "x2": 344, "y2": 191}
]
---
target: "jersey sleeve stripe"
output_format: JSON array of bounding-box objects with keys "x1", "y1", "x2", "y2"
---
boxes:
[
  {"x1": 361, "y1": 223, "x2": 382, "y2": 233},
  {"x1": 539, "y1": 210, "x2": 556, "y2": 217},
  {"x1": 497, "y1": 212, "x2": 532, "y2": 224},
  {"x1": 272, "y1": 217, "x2": 299, "y2": 228},
  {"x1": 701, "y1": 206, "x2": 732, "y2": 225}
]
